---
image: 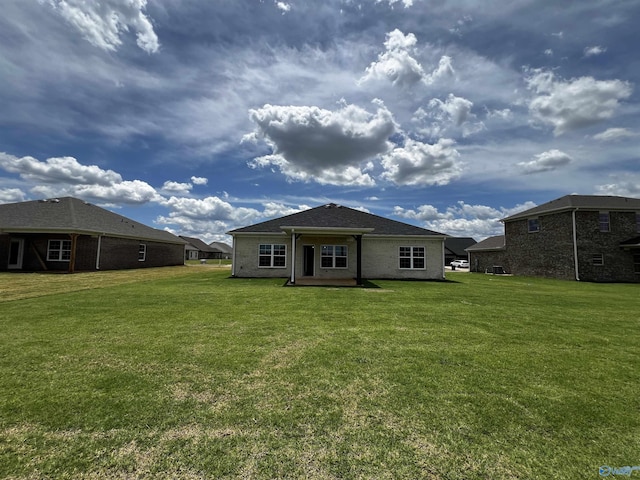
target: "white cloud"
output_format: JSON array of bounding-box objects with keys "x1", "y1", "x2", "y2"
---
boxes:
[
  {"x1": 381, "y1": 138, "x2": 463, "y2": 186},
  {"x1": 162, "y1": 181, "x2": 192, "y2": 195},
  {"x1": 245, "y1": 101, "x2": 396, "y2": 186},
  {"x1": 275, "y1": 2, "x2": 291, "y2": 13},
  {"x1": 517, "y1": 149, "x2": 573, "y2": 174},
  {"x1": 0, "y1": 188, "x2": 26, "y2": 204},
  {"x1": 44, "y1": 0, "x2": 159, "y2": 53},
  {"x1": 593, "y1": 128, "x2": 637, "y2": 141},
  {"x1": 261, "y1": 202, "x2": 311, "y2": 219},
  {"x1": 190, "y1": 176, "x2": 209, "y2": 186},
  {"x1": 359, "y1": 29, "x2": 453, "y2": 88},
  {"x1": 584, "y1": 45, "x2": 607, "y2": 57},
  {"x1": 393, "y1": 200, "x2": 538, "y2": 240},
  {"x1": 157, "y1": 196, "x2": 263, "y2": 236},
  {"x1": 377, "y1": 0, "x2": 414, "y2": 7},
  {"x1": 596, "y1": 176, "x2": 640, "y2": 198},
  {"x1": 0, "y1": 153, "x2": 122, "y2": 185},
  {"x1": 526, "y1": 70, "x2": 632, "y2": 135},
  {"x1": 0, "y1": 152, "x2": 161, "y2": 205}
]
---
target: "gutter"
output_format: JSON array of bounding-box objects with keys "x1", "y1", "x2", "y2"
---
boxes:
[{"x1": 572, "y1": 208, "x2": 580, "y2": 281}]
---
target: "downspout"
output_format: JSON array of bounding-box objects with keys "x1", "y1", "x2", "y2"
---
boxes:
[
  {"x1": 290, "y1": 230, "x2": 296, "y2": 284},
  {"x1": 572, "y1": 209, "x2": 580, "y2": 281},
  {"x1": 231, "y1": 235, "x2": 237, "y2": 276},
  {"x1": 95, "y1": 234, "x2": 103, "y2": 270},
  {"x1": 442, "y1": 238, "x2": 446, "y2": 279}
]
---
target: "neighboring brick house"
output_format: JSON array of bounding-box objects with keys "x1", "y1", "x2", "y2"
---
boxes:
[
  {"x1": 0, "y1": 197, "x2": 186, "y2": 273},
  {"x1": 228, "y1": 203, "x2": 447, "y2": 284},
  {"x1": 467, "y1": 195, "x2": 640, "y2": 282},
  {"x1": 180, "y1": 236, "x2": 216, "y2": 260}
]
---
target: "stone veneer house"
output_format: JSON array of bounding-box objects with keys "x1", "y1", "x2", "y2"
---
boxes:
[
  {"x1": 0, "y1": 197, "x2": 186, "y2": 273},
  {"x1": 228, "y1": 203, "x2": 447, "y2": 284},
  {"x1": 467, "y1": 195, "x2": 640, "y2": 282}
]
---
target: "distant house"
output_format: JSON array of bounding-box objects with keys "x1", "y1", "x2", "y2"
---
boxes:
[
  {"x1": 0, "y1": 197, "x2": 186, "y2": 273},
  {"x1": 209, "y1": 241, "x2": 232, "y2": 259},
  {"x1": 467, "y1": 195, "x2": 640, "y2": 282},
  {"x1": 444, "y1": 237, "x2": 476, "y2": 265},
  {"x1": 227, "y1": 203, "x2": 447, "y2": 284},
  {"x1": 180, "y1": 236, "x2": 216, "y2": 260}
]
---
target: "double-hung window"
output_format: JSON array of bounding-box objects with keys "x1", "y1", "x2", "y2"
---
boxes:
[
  {"x1": 259, "y1": 244, "x2": 286, "y2": 268},
  {"x1": 528, "y1": 218, "x2": 540, "y2": 233},
  {"x1": 138, "y1": 244, "x2": 147, "y2": 262},
  {"x1": 321, "y1": 245, "x2": 347, "y2": 268},
  {"x1": 47, "y1": 239, "x2": 72, "y2": 261},
  {"x1": 399, "y1": 246, "x2": 425, "y2": 269},
  {"x1": 599, "y1": 212, "x2": 610, "y2": 232}
]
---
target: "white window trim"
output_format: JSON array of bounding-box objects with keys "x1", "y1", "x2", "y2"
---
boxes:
[
  {"x1": 47, "y1": 239, "x2": 72, "y2": 262},
  {"x1": 138, "y1": 243, "x2": 147, "y2": 262},
  {"x1": 399, "y1": 246, "x2": 426, "y2": 270},
  {"x1": 258, "y1": 244, "x2": 287, "y2": 269},
  {"x1": 320, "y1": 245, "x2": 348, "y2": 269}
]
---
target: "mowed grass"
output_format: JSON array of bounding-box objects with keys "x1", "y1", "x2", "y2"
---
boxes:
[{"x1": 0, "y1": 267, "x2": 638, "y2": 479}]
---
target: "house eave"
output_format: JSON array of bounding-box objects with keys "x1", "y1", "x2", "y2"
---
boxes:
[
  {"x1": 280, "y1": 226, "x2": 375, "y2": 236},
  {"x1": 0, "y1": 227, "x2": 186, "y2": 245}
]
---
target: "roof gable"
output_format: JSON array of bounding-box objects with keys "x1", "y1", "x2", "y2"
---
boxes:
[
  {"x1": 0, "y1": 197, "x2": 185, "y2": 244},
  {"x1": 503, "y1": 195, "x2": 640, "y2": 222},
  {"x1": 229, "y1": 203, "x2": 445, "y2": 237},
  {"x1": 180, "y1": 236, "x2": 215, "y2": 251}
]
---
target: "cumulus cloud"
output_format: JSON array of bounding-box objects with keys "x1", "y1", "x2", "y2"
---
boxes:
[
  {"x1": 275, "y1": 2, "x2": 291, "y2": 13},
  {"x1": 0, "y1": 153, "x2": 122, "y2": 185},
  {"x1": 360, "y1": 29, "x2": 453, "y2": 88},
  {"x1": 526, "y1": 70, "x2": 632, "y2": 135},
  {"x1": 393, "y1": 200, "x2": 538, "y2": 240},
  {"x1": 517, "y1": 149, "x2": 573, "y2": 174},
  {"x1": 190, "y1": 176, "x2": 209, "y2": 185},
  {"x1": 596, "y1": 176, "x2": 640, "y2": 198},
  {"x1": 0, "y1": 152, "x2": 161, "y2": 204},
  {"x1": 162, "y1": 181, "x2": 192, "y2": 195},
  {"x1": 584, "y1": 45, "x2": 607, "y2": 57},
  {"x1": 593, "y1": 127, "x2": 637, "y2": 141},
  {"x1": 157, "y1": 196, "x2": 263, "y2": 236},
  {"x1": 0, "y1": 188, "x2": 26, "y2": 204},
  {"x1": 380, "y1": 138, "x2": 463, "y2": 186},
  {"x1": 377, "y1": 0, "x2": 414, "y2": 7},
  {"x1": 245, "y1": 100, "x2": 396, "y2": 186},
  {"x1": 44, "y1": 0, "x2": 159, "y2": 53}
]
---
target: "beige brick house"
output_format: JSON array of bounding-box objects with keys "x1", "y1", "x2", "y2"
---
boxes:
[
  {"x1": 228, "y1": 203, "x2": 447, "y2": 284},
  {"x1": 467, "y1": 195, "x2": 640, "y2": 282}
]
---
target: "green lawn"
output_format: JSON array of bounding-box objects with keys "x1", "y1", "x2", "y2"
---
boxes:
[{"x1": 1, "y1": 267, "x2": 638, "y2": 479}]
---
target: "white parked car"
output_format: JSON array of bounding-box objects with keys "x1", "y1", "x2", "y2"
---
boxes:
[{"x1": 450, "y1": 259, "x2": 469, "y2": 268}]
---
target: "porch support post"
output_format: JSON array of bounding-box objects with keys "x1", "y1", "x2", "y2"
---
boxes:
[
  {"x1": 68, "y1": 233, "x2": 78, "y2": 274},
  {"x1": 290, "y1": 230, "x2": 296, "y2": 284},
  {"x1": 355, "y1": 235, "x2": 362, "y2": 285}
]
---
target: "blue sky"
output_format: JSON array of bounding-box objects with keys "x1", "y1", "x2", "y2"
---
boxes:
[{"x1": 1, "y1": 0, "x2": 639, "y2": 243}]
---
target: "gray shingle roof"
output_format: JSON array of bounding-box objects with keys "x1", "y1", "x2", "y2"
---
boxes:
[
  {"x1": 209, "y1": 241, "x2": 232, "y2": 254},
  {"x1": 180, "y1": 236, "x2": 215, "y2": 252},
  {"x1": 502, "y1": 195, "x2": 640, "y2": 222},
  {"x1": 228, "y1": 203, "x2": 446, "y2": 236},
  {"x1": 445, "y1": 237, "x2": 477, "y2": 256},
  {"x1": 0, "y1": 197, "x2": 185, "y2": 244},
  {"x1": 465, "y1": 235, "x2": 505, "y2": 251}
]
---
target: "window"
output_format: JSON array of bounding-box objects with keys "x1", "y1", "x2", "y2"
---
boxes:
[
  {"x1": 636, "y1": 213, "x2": 640, "y2": 233},
  {"x1": 599, "y1": 212, "x2": 610, "y2": 232},
  {"x1": 138, "y1": 244, "x2": 147, "y2": 262},
  {"x1": 592, "y1": 253, "x2": 604, "y2": 266},
  {"x1": 321, "y1": 245, "x2": 347, "y2": 268},
  {"x1": 634, "y1": 254, "x2": 640, "y2": 275},
  {"x1": 259, "y1": 244, "x2": 286, "y2": 268},
  {"x1": 399, "y1": 246, "x2": 425, "y2": 269},
  {"x1": 528, "y1": 218, "x2": 540, "y2": 233},
  {"x1": 47, "y1": 239, "x2": 72, "y2": 261}
]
